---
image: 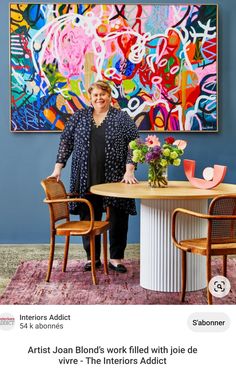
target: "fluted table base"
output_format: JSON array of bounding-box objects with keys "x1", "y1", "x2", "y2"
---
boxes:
[{"x1": 140, "y1": 199, "x2": 207, "y2": 292}]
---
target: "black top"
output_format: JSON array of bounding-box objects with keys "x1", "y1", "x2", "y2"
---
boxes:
[{"x1": 87, "y1": 118, "x2": 106, "y2": 188}]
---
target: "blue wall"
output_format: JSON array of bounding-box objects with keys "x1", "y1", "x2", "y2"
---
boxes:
[{"x1": 1, "y1": 0, "x2": 235, "y2": 244}]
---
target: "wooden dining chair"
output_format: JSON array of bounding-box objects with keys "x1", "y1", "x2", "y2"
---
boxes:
[
  {"x1": 172, "y1": 194, "x2": 236, "y2": 304},
  {"x1": 41, "y1": 177, "x2": 110, "y2": 285}
]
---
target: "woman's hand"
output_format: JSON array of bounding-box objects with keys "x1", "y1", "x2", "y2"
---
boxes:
[
  {"x1": 121, "y1": 164, "x2": 139, "y2": 184},
  {"x1": 48, "y1": 163, "x2": 63, "y2": 181}
]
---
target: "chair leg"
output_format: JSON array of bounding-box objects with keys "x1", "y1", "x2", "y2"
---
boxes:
[
  {"x1": 62, "y1": 235, "x2": 70, "y2": 272},
  {"x1": 103, "y1": 231, "x2": 108, "y2": 275},
  {"x1": 90, "y1": 234, "x2": 97, "y2": 285},
  {"x1": 181, "y1": 250, "x2": 187, "y2": 302},
  {"x1": 223, "y1": 255, "x2": 227, "y2": 277},
  {"x1": 206, "y1": 255, "x2": 212, "y2": 305},
  {"x1": 46, "y1": 232, "x2": 55, "y2": 282}
]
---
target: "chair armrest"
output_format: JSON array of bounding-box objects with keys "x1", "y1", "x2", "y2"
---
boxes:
[
  {"x1": 173, "y1": 208, "x2": 236, "y2": 220},
  {"x1": 44, "y1": 198, "x2": 94, "y2": 234},
  {"x1": 171, "y1": 208, "x2": 208, "y2": 247},
  {"x1": 171, "y1": 208, "x2": 236, "y2": 246},
  {"x1": 172, "y1": 208, "x2": 209, "y2": 219},
  {"x1": 44, "y1": 198, "x2": 91, "y2": 204}
]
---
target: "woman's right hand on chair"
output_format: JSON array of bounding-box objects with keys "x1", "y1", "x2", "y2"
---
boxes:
[{"x1": 48, "y1": 163, "x2": 63, "y2": 181}]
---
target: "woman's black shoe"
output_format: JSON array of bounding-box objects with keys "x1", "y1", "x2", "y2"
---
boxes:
[
  {"x1": 84, "y1": 259, "x2": 101, "y2": 271},
  {"x1": 108, "y1": 262, "x2": 127, "y2": 273}
]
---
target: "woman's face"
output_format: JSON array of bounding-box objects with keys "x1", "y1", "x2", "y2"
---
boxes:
[{"x1": 90, "y1": 87, "x2": 111, "y2": 112}]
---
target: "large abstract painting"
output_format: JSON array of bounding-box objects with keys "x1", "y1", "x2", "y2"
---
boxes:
[{"x1": 10, "y1": 4, "x2": 217, "y2": 132}]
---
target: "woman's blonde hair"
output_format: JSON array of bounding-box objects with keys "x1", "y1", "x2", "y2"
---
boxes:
[{"x1": 88, "y1": 80, "x2": 112, "y2": 96}]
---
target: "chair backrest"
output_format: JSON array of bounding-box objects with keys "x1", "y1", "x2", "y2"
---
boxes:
[
  {"x1": 41, "y1": 177, "x2": 70, "y2": 223},
  {"x1": 209, "y1": 195, "x2": 236, "y2": 243}
]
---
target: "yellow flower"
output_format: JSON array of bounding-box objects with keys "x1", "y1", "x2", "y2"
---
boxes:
[
  {"x1": 173, "y1": 158, "x2": 181, "y2": 166},
  {"x1": 160, "y1": 159, "x2": 168, "y2": 167},
  {"x1": 170, "y1": 151, "x2": 178, "y2": 159},
  {"x1": 163, "y1": 148, "x2": 170, "y2": 157},
  {"x1": 132, "y1": 149, "x2": 142, "y2": 163},
  {"x1": 129, "y1": 140, "x2": 138, "y2": 150}
]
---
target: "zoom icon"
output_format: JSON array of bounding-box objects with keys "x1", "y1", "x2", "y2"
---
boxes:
[{"x1": 209, "y1": 276, "x2": 231, "y2": 298}]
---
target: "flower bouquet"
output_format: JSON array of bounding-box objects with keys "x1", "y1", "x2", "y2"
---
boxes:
[{"x1": 129, "y1": 136, "x2": 187, "y2": 188}]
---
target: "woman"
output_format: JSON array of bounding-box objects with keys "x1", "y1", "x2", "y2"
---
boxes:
[{"x1": 50, "y1": 80, "x2": 139, "y2": 273}]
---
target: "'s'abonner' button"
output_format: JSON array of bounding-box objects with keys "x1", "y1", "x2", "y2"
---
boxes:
[{"x1": 188, "y1": 313, "x2": 230, "y2": 332}]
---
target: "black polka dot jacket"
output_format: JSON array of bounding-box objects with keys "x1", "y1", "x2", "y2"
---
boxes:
[{"x1": 56, "y1": 106, "x2": 139, "y2": 215}]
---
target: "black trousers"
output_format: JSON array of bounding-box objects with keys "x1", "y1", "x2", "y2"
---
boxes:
[{"x1": 80, "y1": 194, "x2": 129, "y2": 260}]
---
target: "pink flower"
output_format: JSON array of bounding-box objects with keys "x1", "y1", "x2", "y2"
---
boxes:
[
  {"x1": 145, "y1": 135, "x2": 161, "y2": 147},
  {"x1": 173, "y1": 140, "x2": 187, "y2": 149}
]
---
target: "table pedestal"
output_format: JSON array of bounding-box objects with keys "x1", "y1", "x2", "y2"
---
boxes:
[{"x1": 140, "y1": 199, "x2": 208, "y2": 292}]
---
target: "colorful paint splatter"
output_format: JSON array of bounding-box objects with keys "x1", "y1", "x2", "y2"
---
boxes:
[{"x1": 10, "y1": 4, "x2": 217, "y2": 132}]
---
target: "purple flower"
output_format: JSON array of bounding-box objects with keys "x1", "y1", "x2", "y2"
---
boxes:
[
  {"x1": 152, "y1": 145, "x2": 162, "y2": 154},
  {"x1": 145, "y1": 148, "x2": 162, "y2": 162},
  {"x1": 145, "y1": 152, "x2": 155, "y2": 162}
]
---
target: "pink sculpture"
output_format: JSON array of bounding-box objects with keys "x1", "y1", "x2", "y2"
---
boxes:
[{"x1": 184, "y1": 159, "x2": 227, "y2": 189}]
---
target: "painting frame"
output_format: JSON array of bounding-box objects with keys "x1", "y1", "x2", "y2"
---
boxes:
[{"x1": 9, "y1": 3, "x2": 218, "y2": 132}]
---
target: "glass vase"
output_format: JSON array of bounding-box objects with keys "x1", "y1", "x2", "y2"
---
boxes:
[{"x1": 148, "y1": 163, "x2": 168, "y2": 188}]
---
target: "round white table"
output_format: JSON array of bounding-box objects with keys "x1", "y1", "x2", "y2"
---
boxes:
[{"x1": 91, "y1": 181, "x2": 236, "y2": 292}]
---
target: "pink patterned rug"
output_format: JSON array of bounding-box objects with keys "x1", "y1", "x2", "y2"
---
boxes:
[{"x1": 0, "y1": 259, "x2": 235, "y2": 305}]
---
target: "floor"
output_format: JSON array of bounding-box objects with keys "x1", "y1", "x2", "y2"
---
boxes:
[{"x1": 0, "y1": 244, "x2": 140, "y2": 296}]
